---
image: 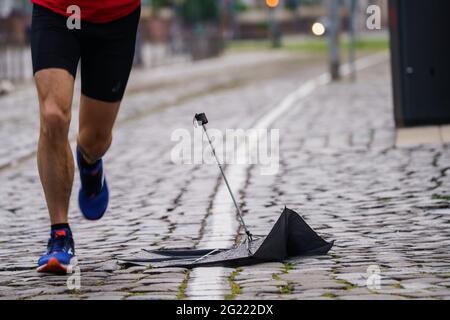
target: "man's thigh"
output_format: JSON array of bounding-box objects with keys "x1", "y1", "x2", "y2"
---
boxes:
[
  {"x1": 78, "y1": 7, "x2": 140, "y2": 144},
  {"x1": 31, "y1": 4, "x2": 80, "y2": 81},
  {"x1": 31, "y1": 4, "x2": 79, "y2": 125},
  {"x1": 80, "y1": 7, "x2": 141, "y2": 103}
]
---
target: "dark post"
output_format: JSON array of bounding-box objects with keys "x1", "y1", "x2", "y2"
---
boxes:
[
  {"x1": 268, "y1": 3, "x2": 281, "y2": 48},
  {"x1": 389, "y1": 0, "x2": 450, "y2": 126},
  {"x1": 348, "y1": 0, "x2": 357, "y2": 81},
  {"x1": 328, "y1": 0, "x2": 341, "y2": 80}
]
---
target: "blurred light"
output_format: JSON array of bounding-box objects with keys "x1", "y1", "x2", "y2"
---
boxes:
[
  {"x1": 312, "y1": 22, "x2": 326, "y2": 36},
  {"x1": 266, "y1": 0, "x2": 280, "y2": 8}
]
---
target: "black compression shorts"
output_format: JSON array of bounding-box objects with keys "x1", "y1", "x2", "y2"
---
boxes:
[{"x1": 31, "y1": 4, "x2": 140, "y2": 102}]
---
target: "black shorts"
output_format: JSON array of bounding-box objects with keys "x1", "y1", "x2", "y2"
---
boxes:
[{"x1": 31, "y1": 4, "x2": 140, "y2": 102}]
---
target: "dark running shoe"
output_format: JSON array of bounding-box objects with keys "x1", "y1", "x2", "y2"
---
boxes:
[
  {"x1": 37, "y1": 228, "x2": 75, "y2": 274},
  {"x1": 76, "y1": 147, "x2": 109, "y2": 220}
]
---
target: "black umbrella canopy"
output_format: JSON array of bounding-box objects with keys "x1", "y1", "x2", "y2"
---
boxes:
[{"x1": 118, "y1": 207, "x2": 334, "y2": 269}]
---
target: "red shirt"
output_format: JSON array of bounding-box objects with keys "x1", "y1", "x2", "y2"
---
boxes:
[{"x1": 31, "y1": 0, "x2": 141, "y2": 23}]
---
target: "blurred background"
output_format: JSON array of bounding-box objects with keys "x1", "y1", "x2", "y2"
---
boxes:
[
  {"x1": 2, "y1": 0, "x2": 448, "y2": 129},
  {"x1": 0, "y1": 0, "x2": 388, "y2": 86}
]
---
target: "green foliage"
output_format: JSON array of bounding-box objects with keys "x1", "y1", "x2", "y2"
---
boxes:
[
  {"x1": 151, "y1": 0, "x2": 172, "y2": 11},
  {"x1": 179, "y1": 0, "x2": 219, "y2": 25},
  {"x1": 227, "y1": 37, "x2": 389, "y2": 54},
  {"x1": 322, "y1": 293, "x2": 337, "y2": 298},
  {"x1": 432, "y1": 194, "x2": 450, "y2": 201},
  {"x1": 225, "y1": 268, "x2": 242, "y2": 300},
  {"x1": 335, "y1": 279, "x2": 357, "y2": 290},
  {"x1": 279, "y1": 282, "x2": 294, "y2": 294},
  {"x1": 301, "y1": 0, "x2": 322, "y2": 5},
  {"x1": 234, "y1": 0, "x2": 248, "y2": 12},
  {"x1": 282, "y1": 262, "x2": 294, "y2": 274},
  {"x1": 285, "y1": 0, "x2": 300, "y2": 11},
  {"x1": 177, "y1": 270, "x2": 191, "y2": 300}
]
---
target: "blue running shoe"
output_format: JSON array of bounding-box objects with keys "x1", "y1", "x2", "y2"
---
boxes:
[
  {"x1": 37, "y1": 228, "x2": 75, "y2": 274},
  {"x1": 77, "y1": 148, "x2": 109, "y2": 220}
]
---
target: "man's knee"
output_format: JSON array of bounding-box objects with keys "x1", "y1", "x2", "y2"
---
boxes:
[
  {"x1": 78, "y1": 130, "x2": 112, "y2": 160},
  {"x1": 40, "y1": 100, "x2": 71, "y2": 140}
]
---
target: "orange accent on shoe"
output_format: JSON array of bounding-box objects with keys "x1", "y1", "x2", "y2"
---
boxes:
[
  {"x1": 37, "y1": 257, "x2": 68, "y2": 274},
  {"x1": 55, "y1": 230, "x2": 67, "y2": 237}
]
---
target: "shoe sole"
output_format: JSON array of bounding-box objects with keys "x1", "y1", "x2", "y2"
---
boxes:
[{"x1": 37, "y1": 257, "x2": 68, "y2": 274}]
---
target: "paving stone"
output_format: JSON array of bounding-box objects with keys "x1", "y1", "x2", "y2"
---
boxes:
[
  {"x1": 130, "y1": 285, "x2": 180, "y2": 293},
  {"x1": 339, "y1": 294, "x2": 407, "y2": 300},
  {"x1": 83, "y1": 293, "x2": 127, "y2": 300},
  {"x1": 125, "y1": 294, "x2": 177, "y2": 300}
]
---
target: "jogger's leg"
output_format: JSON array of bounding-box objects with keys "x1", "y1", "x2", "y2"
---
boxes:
[
  {"x1": 75, "y1": 95, "x2": 120, "y2": 221},
  {"x1": 77, "y1": 94, "x2": 121, "y2": 162},
  {"x1": 76, "y1": 7, "x2": 140, "y2": 160},
  {"x1": 35, "y1": 69, "x2": 75, "y2": 225},
  {"x1": 75, "y1": 5, "x2": 139, "y2": 220}
]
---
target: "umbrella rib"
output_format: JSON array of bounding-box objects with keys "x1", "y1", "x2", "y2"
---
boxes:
[{"x1": 193, "y1": 248, "x2": 221, "y2": 263}]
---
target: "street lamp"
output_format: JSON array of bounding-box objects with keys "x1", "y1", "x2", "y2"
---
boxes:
[
  {"x1": 312, "y1": 22, "x2": 326, "y2": 36},
  {"x1": 266, "y1": 0, "x2": 280, "y2": 8}
]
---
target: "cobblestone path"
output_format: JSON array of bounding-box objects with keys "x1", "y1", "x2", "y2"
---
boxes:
[{"x1": 1, "y1": 51, "x2": 449, "y2": 300}]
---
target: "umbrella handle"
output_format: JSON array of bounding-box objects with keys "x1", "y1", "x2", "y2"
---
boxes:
[{"x1": 194, "y1": 113, "x2": 208, "y2": 126}]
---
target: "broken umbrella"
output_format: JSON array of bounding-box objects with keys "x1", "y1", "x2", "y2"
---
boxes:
[{"x1": 118, "y1": 113, "x2": 334, "y2": 268}]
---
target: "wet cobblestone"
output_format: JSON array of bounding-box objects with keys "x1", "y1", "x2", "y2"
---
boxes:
[{"x1": 1, "y1": 51, "x2": 449, "y2": 300}]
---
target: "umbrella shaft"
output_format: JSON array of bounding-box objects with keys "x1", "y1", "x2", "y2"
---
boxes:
[{"x1": 202, "y1": 125, "x2": 251, "y2": 237}]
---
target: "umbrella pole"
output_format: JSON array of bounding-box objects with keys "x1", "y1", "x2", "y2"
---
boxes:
[{"x1": 194, "y1": 113, "x2": 254, "y2": 253}]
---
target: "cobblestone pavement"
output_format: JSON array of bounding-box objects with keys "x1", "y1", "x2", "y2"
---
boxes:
[{"x1": 1, "y1": 50, "x2": 450, "y2": 300}]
